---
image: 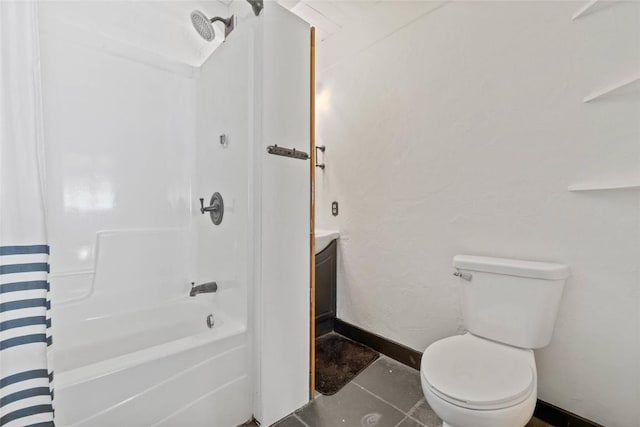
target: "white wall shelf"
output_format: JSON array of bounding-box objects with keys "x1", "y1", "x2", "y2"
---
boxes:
[
  {"x1": 583, "y1": 75, "x2": 640, "y2": 102},
  {"x1": 572, "y1": 0, "x2": 615, "y2": 21},
  {"x1": 573, "y1": 0, "x2": 600, "y2": 20},
  {"x1": 568, "y1": 182, "x2": 640, "y2": 192}
]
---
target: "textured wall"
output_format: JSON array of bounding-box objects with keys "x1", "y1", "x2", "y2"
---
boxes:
[{"x1": 315, "y1": 2, "x2": 640, "y2": 426}]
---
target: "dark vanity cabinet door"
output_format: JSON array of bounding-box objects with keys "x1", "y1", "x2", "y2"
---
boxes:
[{"x1": 315, "y1": 239, "x2": 337, "y2": 337}]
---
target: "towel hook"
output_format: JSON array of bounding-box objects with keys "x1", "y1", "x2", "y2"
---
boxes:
[{"x1": 315, "y1": 145, "x2": 325, "y2": 170}]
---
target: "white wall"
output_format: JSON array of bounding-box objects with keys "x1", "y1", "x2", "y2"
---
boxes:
[
  {"x1": 315, "y1": 2, "x2": 640, "y2": 426},
  {"x1": 255, "y1": 4, "x2": 311, "y2": 425}
]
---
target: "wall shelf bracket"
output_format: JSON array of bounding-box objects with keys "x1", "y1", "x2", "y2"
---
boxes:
[
  {"x1": 572, "y1": 0, "x2": 602, "y2": 20},
  {"x1": 568, "y1": 181, "x2": 640, "y2": 192}
]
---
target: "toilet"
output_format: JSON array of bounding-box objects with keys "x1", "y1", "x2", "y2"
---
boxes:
[{"x1": 420, "y1": 255, "x2": 570, "y2": 427}]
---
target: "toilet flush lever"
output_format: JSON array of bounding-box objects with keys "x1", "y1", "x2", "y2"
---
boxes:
[{"x1": 453, "y1": 269, "x2": 472, "y2": 281}]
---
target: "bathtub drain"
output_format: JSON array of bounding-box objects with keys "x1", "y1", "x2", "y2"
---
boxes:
[{"x1": 206, "y1": 314, "x2": 214, "y2": 328}]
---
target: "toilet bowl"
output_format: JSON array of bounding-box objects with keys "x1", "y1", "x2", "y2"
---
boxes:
[
  {"x1": 420, "y1": 255, "x2": 569, "y2": 427},
  {"x1": 420, "y1": 333, "x2": 537, "y2": 427}
]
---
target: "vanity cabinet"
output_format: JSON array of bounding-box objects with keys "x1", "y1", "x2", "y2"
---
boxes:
[{"x1": 315, "y1": 239, "x2": 337, "y2": 336}]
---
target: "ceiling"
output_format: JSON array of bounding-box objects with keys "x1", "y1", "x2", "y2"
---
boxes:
[
  {"x1": 40, "y1": 0, "x2": 380, "y2": 67},
  {"x1": 41, "y1": 0, "x2": 233, "y2": 67},
  {"x1": 274, "y1": 0, "x2": 381, "y2": 41}
]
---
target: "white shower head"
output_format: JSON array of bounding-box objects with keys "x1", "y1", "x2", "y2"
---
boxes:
[
  {"x1": 190, "y1": 10, "x2": 235, "y2": 42},
  {"x1": 191, "y1": 10, "x2": 215, "y2": 42}
]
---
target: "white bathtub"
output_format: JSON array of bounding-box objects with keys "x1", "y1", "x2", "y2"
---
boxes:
[{"x1": 53, "y1": 295, "x2": 252, "y2": 426}]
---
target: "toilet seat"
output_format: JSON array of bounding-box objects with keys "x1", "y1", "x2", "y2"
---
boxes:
[{"x1": 421, "y1": 334, "x2": 535, "y2": 411}]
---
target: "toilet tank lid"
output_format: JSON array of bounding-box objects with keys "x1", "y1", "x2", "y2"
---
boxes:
[{"x1": 453, "y1": 255, "x2": 570, "y2": 280}]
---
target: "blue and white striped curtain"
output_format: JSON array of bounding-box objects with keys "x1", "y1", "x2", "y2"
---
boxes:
[{"x1": 0, "y1": 1, "x2": 54, "y2": 426}]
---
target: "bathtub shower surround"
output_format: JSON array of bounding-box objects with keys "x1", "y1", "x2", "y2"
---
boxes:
[
  {"x1": 0, "y1": 1, "x2": 55, "y2": 425},
  {"x1": 35, "y1": 1, "x2": 310, "y2": 425},
  {"x1": 50, "y1": 229, "x2": 252, "y2": 425}
]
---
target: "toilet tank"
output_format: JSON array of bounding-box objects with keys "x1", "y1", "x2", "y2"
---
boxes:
[{"x1": 453, "y1": 255, "x2": 570, "y2": 349}]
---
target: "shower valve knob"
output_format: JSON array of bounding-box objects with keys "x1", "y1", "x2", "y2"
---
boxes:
[
  {"x1": 199, "y1": 198, "x2": 219, "y2": 214},
  {"x1": 199, "y1": 193, "x2": 224, "y2": 225}
]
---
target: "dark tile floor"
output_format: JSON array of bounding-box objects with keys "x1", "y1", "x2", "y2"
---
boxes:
[{"x1": 271, "y1": 352, "x2": 554, "y2": 427}]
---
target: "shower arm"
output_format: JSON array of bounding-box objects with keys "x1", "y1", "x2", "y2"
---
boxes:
[{"x1": 210, "y1": 16, "x2": 233, "y2": 29}]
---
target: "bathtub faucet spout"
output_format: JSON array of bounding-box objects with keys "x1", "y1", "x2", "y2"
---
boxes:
[{"x1": 190, "y1": 281, "x2": 218, "y2": 297}]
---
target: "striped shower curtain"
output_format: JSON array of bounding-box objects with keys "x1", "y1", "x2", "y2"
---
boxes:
[{"x1": 0, "y1": 1, "x2": 55, "y2": 426}]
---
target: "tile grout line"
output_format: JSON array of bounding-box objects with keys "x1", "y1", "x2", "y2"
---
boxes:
[
  {"x1": 346, "y1": 355, "x2": 384, "y2": 389},
  {"x1": 407, "y1": 397, "x2": 426, "y2": 416},
  {"x1": 350, "y1": 381, "x2": 421, "y2": 421},
  {"x1": 407, "y1": 415, "x2": 429, "y2": 427},
  {"x1": 393, "y1": 415, "x2": 410, "y2": 427},
  {"x1": 392, "y1": 413, "x2": 430, "y2": 427},
  {"x1": 293, "y1": 413, "x2": 311, "y2": 427},
  {"x1": 366, "y1": 354, "x2": 385, "y2": 368},
  {"x1": 406, "y1": 398, "x2": 436, "y2": 427}
]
